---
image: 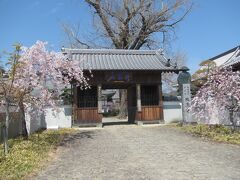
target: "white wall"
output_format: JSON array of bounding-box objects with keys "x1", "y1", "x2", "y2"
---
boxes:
[
  {"x1": 25, "y1": 105, "x2": 72, "y2": 134},
  {"x1": 0, "y1": 105, "x2": 73, "y2": 139},
  {"x1": 163, "y1": 101, "x2": 182, "y2": 123},
  {"x1": 25, "y1": 107, "x2": 45, "y2": 134},
  {"x1": 164, "y1": 101, "x2": 240, "y2": 125},
  {"x1": 44, "y1": 105, "x2": 72, "y2": 129}
]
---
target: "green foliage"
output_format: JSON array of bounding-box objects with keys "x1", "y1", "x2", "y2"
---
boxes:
[
  {"x1": 199, "y1": 59, "x2": 216, "y2": 67},
  {"x1": 60, "y1": 88, "x2": 72, "y2": 105},
  {"x1": 192, "y1": 60, "x2": 216, "y2": 81},
  {"x1": 178, "y1": 124, "x2": 240, "y2": 145},
  {"x1": 191, "y1": 60, "x2": 217, "y2": 95},
  {"x1": 0, "y1": 128, "x2": 76, "y2": 180}
]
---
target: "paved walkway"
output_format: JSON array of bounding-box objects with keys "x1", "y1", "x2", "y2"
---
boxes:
[{"x1": 33, "y1": 125, "x2": 240, "y2": 180}]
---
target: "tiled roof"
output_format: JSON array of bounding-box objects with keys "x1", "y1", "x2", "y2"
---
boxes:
[
  {"x1": 223, "y1": 47, "x2": 240, "y2": 67},
  {"x1": 225, "y1": 56, "x2": 240, "y2": 67},
  {"x1": 209, "y1": 45, "x2": 240, "y2": 61},
  {"x1": 62, "y1": 48, "x2": 181, "y2": 71}
]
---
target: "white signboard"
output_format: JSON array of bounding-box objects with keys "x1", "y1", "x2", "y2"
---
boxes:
[{"x1": 182, "y1": 84, "x2": 192, "y2": 123}]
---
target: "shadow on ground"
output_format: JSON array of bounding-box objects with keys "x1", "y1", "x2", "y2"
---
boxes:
[
  {"x1": 103, "y1": 121, "x2": 133, "y2": 127},
  {"x1": 102, "y1": 117, "x2": 132, "y2": 127},
  {"x1": 59, "y1": 131, "x2": 95, "y2": 146}
]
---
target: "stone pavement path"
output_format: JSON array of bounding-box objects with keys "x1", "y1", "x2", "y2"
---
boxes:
[{"x1": 33, "y1": 125, "x2": 240, "y2": 180}]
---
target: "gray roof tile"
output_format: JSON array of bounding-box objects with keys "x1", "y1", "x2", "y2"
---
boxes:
[
  {"x1": 62, "y1": 48, "x2": 179, "y2": 71},
  {"x1": 223, "y1": 47, "x2": 240, "y2": 67}
]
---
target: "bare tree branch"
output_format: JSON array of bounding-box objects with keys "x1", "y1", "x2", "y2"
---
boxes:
[
  {"x1": 85, "y1": 0, "x2": 121, "y2": 48},
  {"x1": 166, "y1": 2, "x2": 193, "y2": 28},
  {"x1": 62, "y1": 23, "x2": 91, "y2": 49},
  {"x1": 83, "y1": 0, "x2": 192, "y2": 50},
  {"x1": 63, "y1": 0, "x2": 192, "y2": 50}
]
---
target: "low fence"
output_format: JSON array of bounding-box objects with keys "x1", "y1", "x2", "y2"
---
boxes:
[{"x1": 0, "y1": 112, "x2": 22, "y2": 143}]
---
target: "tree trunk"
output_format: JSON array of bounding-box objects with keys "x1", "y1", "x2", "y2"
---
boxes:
[
  {"x1": 19, "y1": 101, "x2": 28, "y2": 138},
  {"x1": 118, "y1": 89, "x2": 127, "y2": 119},
  {"x1": 3, "y1": 98, "x2": 10, "y2": 155},
  {"x1": 229, "y1": 109, "x2": 236, "y2": 132}
]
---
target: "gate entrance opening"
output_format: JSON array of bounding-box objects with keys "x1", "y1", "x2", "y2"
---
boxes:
[{"x1": 101, "y1": 89, "x2": 128, "y2": 126}]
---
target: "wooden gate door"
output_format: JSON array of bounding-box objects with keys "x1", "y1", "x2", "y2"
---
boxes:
[{"x1": 74, "y1": 86, "x2": 102, "y2": 125}]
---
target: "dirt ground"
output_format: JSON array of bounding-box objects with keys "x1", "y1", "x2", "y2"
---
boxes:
[{"x1": 33, "y1": 124, "x2": 240, "y2": 180}]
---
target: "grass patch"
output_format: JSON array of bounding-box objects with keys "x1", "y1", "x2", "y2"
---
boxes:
[
  {"x1": 0, "y1": 128, "x2": 76, "y2": 180},
  {"x1": 176, "y1": 124, "x2": 240, "y2": 145}
]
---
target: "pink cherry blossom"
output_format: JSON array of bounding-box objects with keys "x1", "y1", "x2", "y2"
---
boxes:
[
  {"x1": 14, "y1": 41, "x2": 89, "y2": 112},
  {"x1": 191, "y1": 67, "x2": 240, "y2": 126}
]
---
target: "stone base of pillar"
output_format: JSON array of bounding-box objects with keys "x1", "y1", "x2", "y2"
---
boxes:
[
  {"x1": 136, "y1": 120, "x2": 165, "y2": 125},
  {"x1": 73, "y1": 123, "x2": 103, "y2": 128}
]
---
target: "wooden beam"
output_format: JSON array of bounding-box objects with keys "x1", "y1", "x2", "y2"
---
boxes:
[
  {"x1": 97, "y1": 84, "x2": 102, "y2": 113},
  {"x1": 158, "y1": 83, "x2": 163, "y2": 107},
  {"x1": 72, "y1": 85, "x2": 78, "y2": 123},
  {"x1": 73, "y1": 85, "x2": 78, "y2": 108},
  {"x1": 158, "y1": 83, "x2": 164, "y2": 120},
  {"x1": 136, "y1": 84, "x2": 141, "y2": 112}
]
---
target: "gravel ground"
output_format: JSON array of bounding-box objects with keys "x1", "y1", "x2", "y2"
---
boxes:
[{"x1": 33, "y1": 124, "x2": 240, "y2": 180}]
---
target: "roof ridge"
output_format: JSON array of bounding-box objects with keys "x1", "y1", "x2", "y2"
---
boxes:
[
  {"x1": 209, "y1": 45, "x2": 240, "y2": 61},
  {"x1": 222, "y1": 47, "x2": 240, "y2": 66},
  {"x1": 62, "y1": 48, "x2": 163, "y2": 55}
]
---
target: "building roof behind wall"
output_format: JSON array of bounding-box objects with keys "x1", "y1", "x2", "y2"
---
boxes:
[{"x1": 208, "y1": 45, "x2": 240, "y2": 66}]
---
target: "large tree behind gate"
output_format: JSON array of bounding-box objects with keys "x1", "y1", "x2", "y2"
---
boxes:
[
  {"x1": 65, "y1": 0, "x2": 192, "y2": 49},
  {"x1": 64, "y1": 0, "x2": 192, "y2": 117}
]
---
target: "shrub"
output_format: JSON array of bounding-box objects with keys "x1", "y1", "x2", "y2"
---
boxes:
[
  {"x1": 178, "y1": 124, "x2": 240, "y2": 145},
  {"x1": 0, "y1": 128, "x2": 76, "y2": 180}
]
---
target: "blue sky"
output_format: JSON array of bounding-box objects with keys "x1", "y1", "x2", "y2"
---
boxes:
[{"x1": 0, "y1": 0, "x2": 239, "y2": 73}]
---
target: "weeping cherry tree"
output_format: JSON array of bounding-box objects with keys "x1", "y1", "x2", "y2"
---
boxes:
[{"x1": 191, "y1": 67, "x2": 240, "y2": 131}]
